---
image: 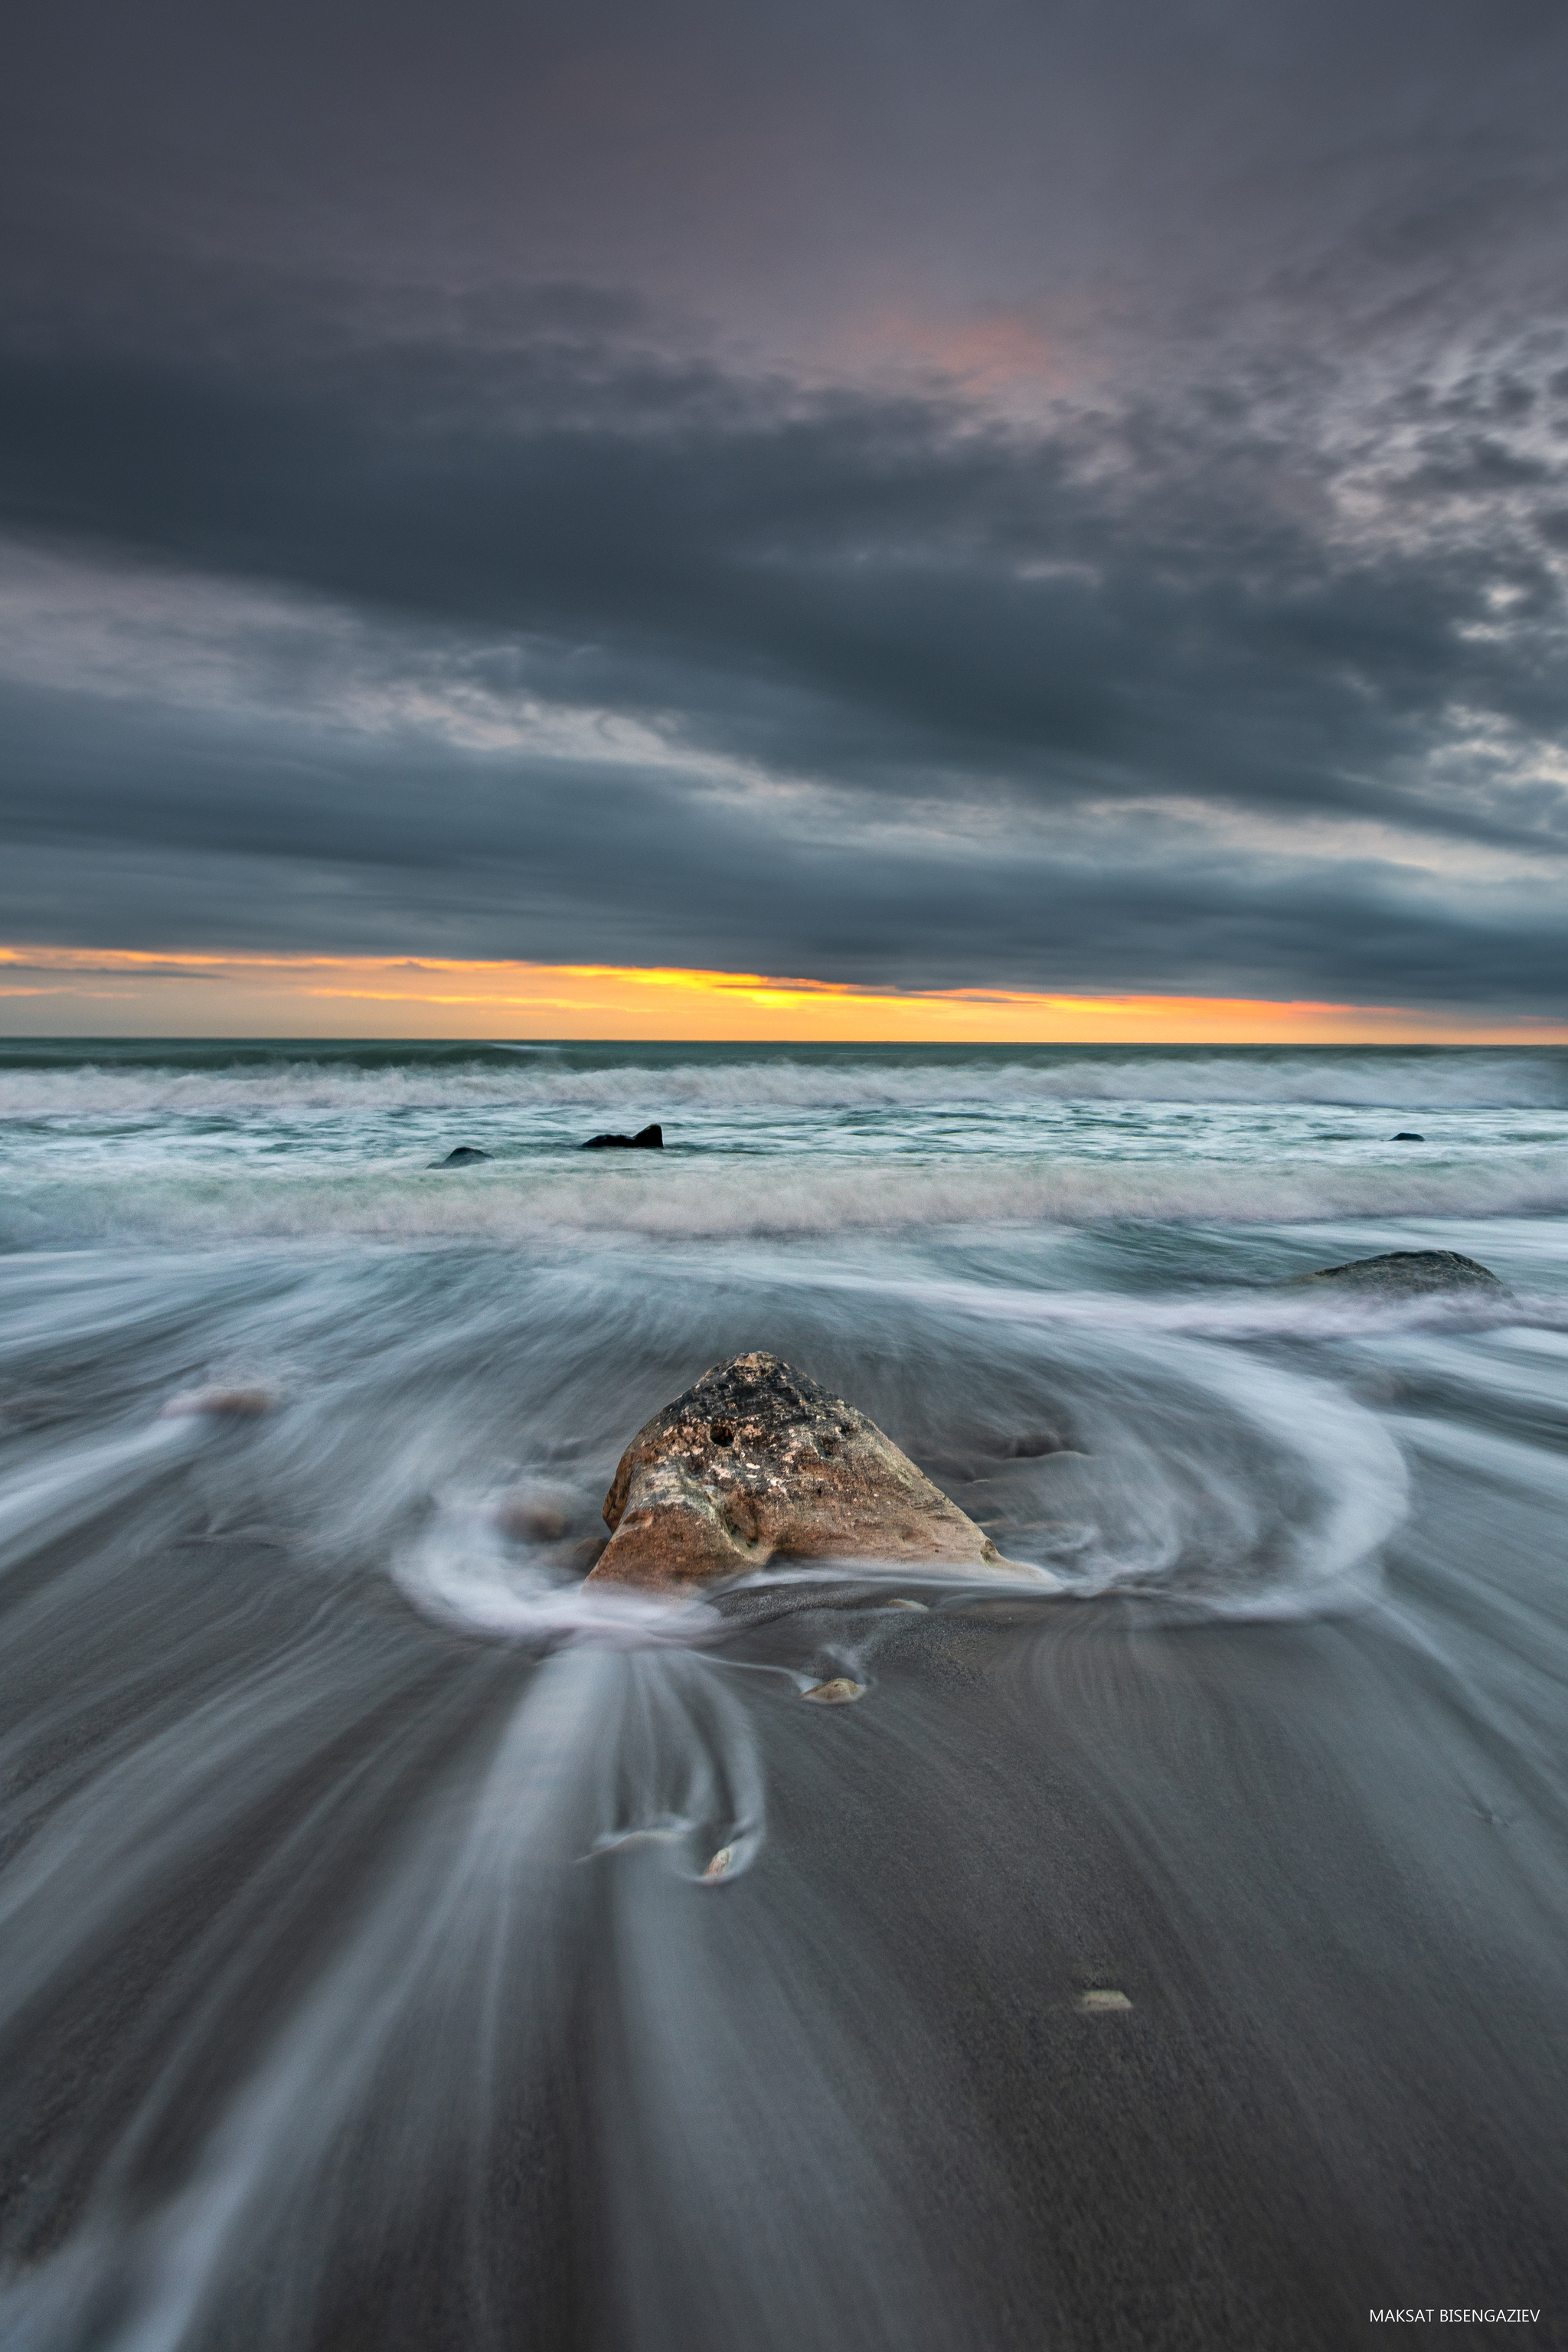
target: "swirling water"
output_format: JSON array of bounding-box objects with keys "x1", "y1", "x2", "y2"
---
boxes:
[{"x1": 1, "y1": 1040, "x2": 1566, "y2": 2348}]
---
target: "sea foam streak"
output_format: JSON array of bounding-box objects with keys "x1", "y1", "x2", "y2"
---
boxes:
[
  {"x1": 0, "y1": 1045, "x2": 1564, "y2": 1119},
  {"x1": 5, "y1": 1045, "x2": 1563, "y2": 1249},
  {"x1": 2, "y1": 1040, "x2": 1567, "y2": 2349},
  {"x1": 4, "y1": 1151, "x2": 1568, "y2": 1250}
]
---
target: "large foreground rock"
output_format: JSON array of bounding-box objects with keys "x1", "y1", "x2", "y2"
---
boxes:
[
  {"x1": 1294, "y1": 1249, "x2": 1506, "y2": 1297},
  {"x1": 586, "y1": 1351, "x2": 1027, "y2": 1589}
]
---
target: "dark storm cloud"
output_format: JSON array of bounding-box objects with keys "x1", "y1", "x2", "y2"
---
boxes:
[
  {"x1": 3, "y1": 0, "x2": 1568, "y2": 1006},
  {"x1": 4, "y1": 338, "x2": 1566, "y2": 831},
  {"x1": 4, "y1": 667, "x2": 1563, "y2": 1007}
]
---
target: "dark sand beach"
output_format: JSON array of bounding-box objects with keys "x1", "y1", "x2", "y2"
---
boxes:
[
  {"x1": 5, "y1": 1563, "x2": 1567, "y2": 2350},
  {"x1": 2, "y1": 1044, "x2": 1566, "y2": 2349}
]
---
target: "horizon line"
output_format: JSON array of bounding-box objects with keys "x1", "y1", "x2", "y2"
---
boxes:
[
  {"x1": 3, "y1": 1031, "x2": 1566, "y2": 1051},
  {"x1": 2, "y1": 947, "x2": 1564, "y2": 1046}
]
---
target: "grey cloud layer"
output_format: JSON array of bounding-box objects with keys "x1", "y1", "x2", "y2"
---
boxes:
[
  {"x1": 4, "y1": 681, "x2": 1561, "y2": 1001},
  {"x1": 3, "y1": 0, "x2": 1568, "y2": 1005},
  {"x1": 9, "y1": 0, "x2": 1568, "y2": 357}
]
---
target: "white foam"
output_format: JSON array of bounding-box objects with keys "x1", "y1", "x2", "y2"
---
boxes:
[
  {"x1": 0, "y1": 1419, "x2": 202, "y2": 1576},
  {"x1": 394, "y1": 1507, "x2": 722, "y2": 1649},
  {"x1": 3, "y1": 1149, "x2": 1566, "y2": 1250},
  {"x1": 0, "y1": 1047, "x2": 1563, "y2": 1122}
]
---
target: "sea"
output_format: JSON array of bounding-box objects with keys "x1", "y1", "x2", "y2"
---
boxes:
[{"x1": 2, "y1": 1039, "x2": 1566, "y2": 2350}]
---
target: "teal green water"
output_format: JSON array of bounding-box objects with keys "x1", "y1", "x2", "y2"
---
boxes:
[{"x1": 2, "y1": 1039, "x2": 1566, "y2": 1248}]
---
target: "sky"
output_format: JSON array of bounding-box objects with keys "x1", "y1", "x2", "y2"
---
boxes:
[{"x1": 3, "y1": 0, "x2": 1567, "y2": 1037}]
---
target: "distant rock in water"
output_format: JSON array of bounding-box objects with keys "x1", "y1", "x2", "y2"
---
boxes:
[
  {"x1": 581, "y1": 1122, "x2": 663, "y2": 1150},
  {"x1": 432, "y1": 1146, "x2": 491, "y2": 1167},
  {"x1": 1391, "y1": 1132, "x2": 1425, "y2": 1142},
  {"x1": 1295, "y1": 1250, "x2": 1506, "y2": 1297},
  {"x1": 585, "y1": 1350, "x2": 1033, "y2": 1590}
]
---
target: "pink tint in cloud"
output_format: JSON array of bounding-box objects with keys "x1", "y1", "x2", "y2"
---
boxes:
[{"x1": 812, "y1": 294, "x2": 1107, "y2": 413}]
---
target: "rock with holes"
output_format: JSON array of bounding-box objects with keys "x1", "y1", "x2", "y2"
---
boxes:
[
  {"x1": 585, "y1": 1351, "x2": 1031, "y2": 1590},
  {"x1": 1292, "y1": 1249, "x2": 1506, "y2": 1298}
]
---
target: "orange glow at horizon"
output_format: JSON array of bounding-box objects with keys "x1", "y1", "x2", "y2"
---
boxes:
[{"x1": 0, "y1": 946, "x2": 1563, "y2": 1044}]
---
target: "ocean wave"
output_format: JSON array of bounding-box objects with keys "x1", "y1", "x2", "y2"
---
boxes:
[
  {"x1": 0, "y1": 1048, "x2": 1563, "y2": 1120},
  {"x1": 4, "y1": 1148, "x2": 1566, "y2": 1250}
]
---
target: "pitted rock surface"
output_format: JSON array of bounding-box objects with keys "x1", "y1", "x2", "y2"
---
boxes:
[
  {"x1": 586, "y1": 1351, "x2": 1027, "y2": 1589},
  {"x1": 1294, "y1": 1249, "x2": 1505, "y2": 1297}
]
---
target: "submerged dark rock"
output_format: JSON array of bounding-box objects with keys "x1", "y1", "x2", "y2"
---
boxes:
[
  {"x1": 581, "y1": 1122, "x2": 664, "y2": 1150},
  {"x1": 586, "y1": 1350, "x2": 1031, "y2": 1589},
  {"x1": 1295, "y1": 1249, "x2": 1505, "y2": 1297},
  {"x1": 1391, "y1": 1132, "x2": 1425, "y2": 1142},
  {"x1": 432, "y1": 1145, "x2": 491, "y2": 1166}
]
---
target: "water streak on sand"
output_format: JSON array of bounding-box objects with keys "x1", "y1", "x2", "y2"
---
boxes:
[{"x1": 2, "y1": 1041, "x2": 1567, "y2": 2347}]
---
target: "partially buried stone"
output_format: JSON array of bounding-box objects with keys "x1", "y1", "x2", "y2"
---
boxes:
[
  {"x1": 1294, "y1": 1249, "x2": 1505, "y2": 1297},
  {"x1": 161, "y1": 1384, "x2": 277, "y2": 1418},
  {"x1": 433, "y1": 1146, "x2": 491, "y2": 1166},
  {"x1": 585, "y1": 1350, "x2": 1034, "y2": 1590},
  {"x1": 1391, "y1": 1132, "x2": 1425, "y2": 1142},
  {"x1": 801, "y1": 1677, "x2": 864, "y2": 1704},
  {"x1": 581, "y1": 1123, "x2": 663, "y2": 1150},
  {"x1": 492, "y1": 1485, "x2": 573, "y2": 1543}
]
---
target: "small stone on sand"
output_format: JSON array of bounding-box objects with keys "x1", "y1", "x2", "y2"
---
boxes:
[
  {"x1": 702, "y1": 1846, "x2": 734, "y2": 1879},
  {"x1": 802, "y1": 1677, "x2": 864, "y2": 1704},
  {"x1": 1078, "y1": 1989, "x2": 1133, "y2": 2012},
  {"x1": 161, "y1": 1385, "x2": 277, "y2": 1419}
]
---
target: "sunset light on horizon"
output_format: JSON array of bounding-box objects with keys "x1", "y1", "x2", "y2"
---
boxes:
[{"x1": 2, "y1": 946, "x2": 1563, "y2": 1044}]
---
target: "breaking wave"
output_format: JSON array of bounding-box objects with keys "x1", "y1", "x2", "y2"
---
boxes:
[
  {"x1": 1, "y1": 1045, "x2": 1565, "y2": 1122},
  {"x1": 4, "y1": 1150, "x2": 1568, "y2": 1250}
]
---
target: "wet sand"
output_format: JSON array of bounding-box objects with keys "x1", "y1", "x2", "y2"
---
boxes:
[
  {"x1": 665, "y1": 1596, "x2": 1568, "y2": 2352},
  {"x1": 5, "y1": 1532, "x2": 1566, "y2": 2352}
]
